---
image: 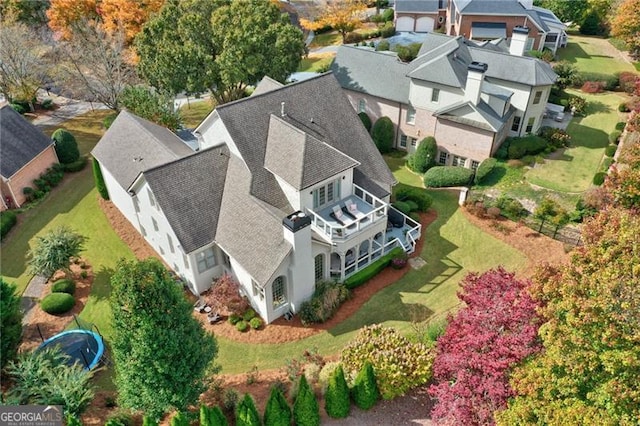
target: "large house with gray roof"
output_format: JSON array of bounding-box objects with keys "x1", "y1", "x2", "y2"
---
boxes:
[
  {"x1": 331, "y1": 29, "x2": 557, "y2": 169},
  {"x1": 92, "y1": 74, "x2": 421, "y2": 324},
  {"x1": 395, "y1": 0, "x2": 566, "y2": 54}
]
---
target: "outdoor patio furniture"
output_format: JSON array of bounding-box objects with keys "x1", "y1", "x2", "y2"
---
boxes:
[
  {"x1": 207, "y1": 312, "x2": 222, "y2": 324},
  {"x1": 388, "y1": 208, "x2": 405, "y2": 228},
  {"x1": 344, "y1": 199, "x2": 367, "y2": 220},
  {"x1": 193, "y1": 298, "x2": 207, "y2": 313},
  {"x1": 331, "y1": 205, "x2": 354, "y2": 227}
]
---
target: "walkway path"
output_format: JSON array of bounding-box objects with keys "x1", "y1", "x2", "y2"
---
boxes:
[
  {"x1": 20, "y1": 275, "x2": 47, "y2": 325},
  {"x1": 30, "y1": 89, "x2": 108, "y2": 129}
]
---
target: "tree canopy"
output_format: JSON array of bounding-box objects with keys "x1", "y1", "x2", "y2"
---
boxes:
[
  {"x1": 120, "y1": 85, "x2": 182, "y2": 130},
  {"x1": 301, "y1": 0, "x2": 366, "y2": 43},
  {"x1": 110, "y1": 258, "x2": 217, "y2": 420},
  {"x1": 135, "y1": 0, "x2": 305, "y2": 104},
  {"x1": 611, "y1": 0, "x2": 640, "y2": 58}
]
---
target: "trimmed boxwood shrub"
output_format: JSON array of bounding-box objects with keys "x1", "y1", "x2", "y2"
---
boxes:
[
  {"x1": 52, "y1": 129, "x2": 80, "y2": 164},
  {"x1": 605, "y1": 145, "x2": 617, "y2": 157},
  {"x1": 243, "y1": 308, "x2": 256, "y2": 321},
  {"x1": 474, "y1": 158, "x2": 497, "y2": 185},
  {"x1": 343, "y1": 247, "x2": 403, "y2": 289},
  {"x1": 249, "y1": 317, "x2": 262, "y2": 330},
  {"x1": 1, "y1": 210, "x2": 17, "y2": 240},
  {"x1": 228, "y1": 313, "x2": 241, "y2": 325},
  {"x1": 325, "y1": 365, "x2": 350, "y2": 418},
  {"x1": 236, "y1": 320, "x2": 249, "y2": 332},
  {"x1": 407, "y1": 137, "x2": 437, "y2": 173},
  {"x1": 601, "y1": 157, "x2": 614, "y2": 171},
  {"x1": 93, "y1": 158, "x2": 110, "y2": 200},
  {"x1": 423, "y1": 166, "x2": 474, "y2": 188},
  {"x1": 371, "y1": 117, "x2": 394, "y2": 154},
  {"x1": 593, "y1": 172, "x2": 606, "y2": 186},
  {"x1": 392, "y1": 201, "x2": 412, "y2": 215},
  {"x1": 40, "y1": 292, "x2": 75, "y2": 314},
  {"x1": 507, "y1": 135, "x2": 548, "y2": 159},
  {"x1": 615, "y1": 122, "x2": 626, "y2": 131},
  {"x1": 358, "y1": 112, "x2": 372, "y2": 132},
  {"x1": 51, "y1": 278, "x2": 76, "y2": 295},
  {"x1": 609, "y1": 130, "x2": 622, "y2": 145},
  {"x1": 394, "y1": 186, "x2": 432, "y2": 211}
]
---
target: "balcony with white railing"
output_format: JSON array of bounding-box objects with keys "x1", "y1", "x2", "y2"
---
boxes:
[{"x1": 305, "y1": 183, "x2": 387, "y2": 243}]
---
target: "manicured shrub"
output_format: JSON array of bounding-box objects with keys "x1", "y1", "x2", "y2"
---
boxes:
[
  {"x1": 601, "y1": 157, "x2": 614, "y2": 171},
  {"x1": 593, "y1": 172, "x2": 606, "y2": 186},
  {"x1": 63, "y1": 156, "x2": 87, "y2": 173},
  {"x1": 40, "y1": 292, "x2": 75, "y2": 314},
  {"x1": 390, "y1": 252, "x2": 408, "y2": 269},
  {"x1": 293, "y1": 375, "x2": 320, "y2": 426},
  {"x1": 228, "y1": 313, "x2": 241, "y2": 325},
  {"x1": 236, "y1": 320, "x2": 249, "y2": 332},
  {"x1": 392, "y1": 200, "x2": 412, "y2": 215},
  {"x1": 423, "y1": 166, "x2": 474, "y2": 188},
  {"x1": 405, "y1": 200, "x2": 419, "y2": 212},
  {"x1": 143, "y1": 416, "x2": 159, "y2": 426},
  {"x1": 616, "y1": 122, "x2": 626, "y2": 131},
  {"x1": 51, "y1": 278, "x2": 76, "y2": 295},
  {"x1": 170, "y1": 412, "x2": 189, "y2": 426},
  {"x1": 507, "y1": 135, "x2": 548, "y2": 159},
  {"x1": 1, "y1": 210, "x2": 17, "y2": 240},
  {"x1": 568, "y1": 95, "x2": 587, "y2": 114},
  {"x1": 395, "y1": 42, "x2": 421, "y2": 62},
  {"x1": 264, "y1": 386, "x2": 291, "y2": 426},
  {"x1": 493, "y1": 196, "x2": 527, "y2": 220},
  {"x1": 200, "y1": 405, "x2": 228, "y2": 426},
  {"x1": 474, "y1": 158, "x2": 497, "y2": 185},
  {"x1": 52, "y1": 129, "x2": 80, "y2": 164},
  {"x1": 236, "y1": 394, "x2": 260, "y2": 426},
  {"x1": 581, "y1": 81, "x2": 605, "y2": 93},
  {"x1": 299, "y1": 280, "x2": 350, "y2": 325},
  {"x1": 395, "y1": 186, "x2": 432, "y2": 211},
  {"x1": 379, "y1": 21, "x2": 395, "y2": 38},
  {"x1": 93, "y1": 158, "x2": 110, "y2": 200},
  {"x1": 351, "y1": 361, "x2": 379, "y2": 410},
  {"x1": 539, "y1": 127, "x2": 571, "y2": 149},
  {"x1": 1, "y1": 279, "x2": 23, "y2": 369},
  {"x1": 371, "y1": 116, "x2": 394, "y2": 154},
  {"x1": 618, "y1": 71, "x2": 639, "y2": 94},
  {"x1": 381, "y1": 8, "x2": 394, "y2": 21},
  {"x1": 375, "y1": 39, "x2": 390, "y2": 51},
  {"x1": 325, "y1": 364, "x2": 350, "y2": 418},
  {"x1": 408, "y1": 136, "x2": 437, "y2": 173},
  {"x1": 342, "y1": 324, "x2": 434, "y2": 400},
  {"x1": 605, "y1": 145, "x2": 617, "y2": 157},
  {"x1": 249, "y1": 317, "x2": 262, "y2": 330},
  {"x1": 609, "y1": 130, "x2": 622, "y2": 145},
  {"x1": 619, "y1": 102, "x2": 630, "y2": 112},
  {"x1": 358, "y1": 112, "x2": 372, "y2": 132},
  {"x1": 342, "y1": 247, "x2": 404, "y2": 289},
  {"x1": 10, "y1": 103, "x2": 27, "y2": 114},
  {"x1": 243, "y1": 308, "x2": 256, "y2": 321}
]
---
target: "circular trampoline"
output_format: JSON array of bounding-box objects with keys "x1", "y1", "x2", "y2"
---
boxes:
[{"x1": 36, "y1": 329, "x2": 104, "y2": 370}]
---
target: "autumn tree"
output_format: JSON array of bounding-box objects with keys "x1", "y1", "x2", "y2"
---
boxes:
[
  {"x1": 136, "y1": 0, "x2": 304, "y2": 104},
  {"x1": 0, "y1": 0, "x2": 50, "y2": 27},
  {"x1": 496, "y1": 208, "x2": 640, "y2": 424},
  {"x1": 46, "y1": 0, "x2": 98, "y2": 40},
  {"x1": 611, "y1": 0, "x2": 640, "y2": 58},
  {"x1": 110, "y1": 258, "x2": 218, "y2": 420},
  {"x1": 429, "y1": 268, "x2": 542, "y2": 425},
  {"x1": 300, "y1": 0, "x2": 366, "y2": 43}
]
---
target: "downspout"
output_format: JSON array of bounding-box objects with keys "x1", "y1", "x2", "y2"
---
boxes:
[{"x1": 395, "y1": 102, "x2": 402, "y2": 148}]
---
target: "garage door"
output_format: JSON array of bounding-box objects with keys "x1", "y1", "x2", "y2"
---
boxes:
[
  {"x1": 416, "y1": 17, "x2": 434, "y2": 33},
  {"x1": 396, "y1": 16, "x2": 415, "y2": 32}
]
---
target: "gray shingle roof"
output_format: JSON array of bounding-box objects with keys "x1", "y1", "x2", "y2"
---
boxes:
[
  {"x1": 331, "y1": 46, "x2": 410, "y2": 103},
  {"x1": 215, "y1": 156, "x2": 292, "y2": 285},
  {"x1": 409, "y1": 37, "x2": 472, "y2": 87},
  {"x1": 469, "y1": 46, "x2": 557, "y2": 86},
  {"x1": 215, "y1": 73, "x2": 395, "y2": 201},
  {"x1": 0, "y1": 104, "x2": 55, "y2": 178},
  {"x1": 395, "y1": 0, "x2": 440, "y2": 13},
  {"x1": 264, "y1": 115, "x2": 359, "y2": 190},
  {"x1": 456, "y1": 0, "x2": 550, "y2": 32},
  {"x1": 434, "y1": 99, "x2": 510, "y2": 131},
  {"x1": 252, "y1": 76, "x2": 284, "y2": 97},
  {"x1": 144, "y1": 146, "x2": 229, "y2": 253},
  {"x1": 92, "y1": 110, "x2": 194, "y2": 190}
]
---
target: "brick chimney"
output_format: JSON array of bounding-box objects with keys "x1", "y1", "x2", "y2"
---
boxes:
[
  {"x1": 510, "y1": 26, "x2": 530, "y2": 57},
  {"x1": 465, "y1": 62, "x2": 488, "y2": 106}
]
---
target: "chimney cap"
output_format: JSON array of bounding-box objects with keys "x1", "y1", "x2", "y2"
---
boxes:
[
  {"x1": 283, "y1": 210, "x2": 311, "y2": 232},
  {"x1": 513, "y1": 26, "x2": 530, "y2": 35},
  {"x1": 468, "y1": 61, "x2": 488, "y2": 73}
]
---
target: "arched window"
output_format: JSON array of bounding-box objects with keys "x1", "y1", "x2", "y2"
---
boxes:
[
  {"x1": 272, "y1": 276, "x2": 287, "y2": 309},
  {"x1": 314, "y1": 254, "x2": 324, "y2": 283}
]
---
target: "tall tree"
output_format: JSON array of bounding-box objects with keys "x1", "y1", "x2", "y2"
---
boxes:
[
  {"x1": 135, "y1": 0, "x2": 305, "y2": 104},
  {"x1": 0, "y1": 0, "x2": 50, "y2": 27},
  {"x1": 0, "y1": 21, "x2": 50, "y2": 107},
  {"x1": 611, "y1": 0, "x2": 640, "y2": 58},
  {"x1": 1, "y1": 278, "x2": 23, "y2": 369},
  {"x1": 110, "y1": 258, "x2": 217, "y2": 421},
  {"x1": 496, "y1": 208, "x2": 640, "y2": 424},
  {"x1": 429, "y1": 268, "x2": 542, "y2": 425},
  {"x1": 536, "y1": 0, "x2": 589, "y2": 23},
  {"x1": 27, "y1": 226, "x2": 86, "y2": 278},
  {"x1": 300, "y1": 0, "x2": 366, "y2": 43},
  {"x1": 120, "y1": 85, "x2": 182, "y2": 130},
  {"x1": 46, "y1": 0, "x2": 98, "y2": 40}
]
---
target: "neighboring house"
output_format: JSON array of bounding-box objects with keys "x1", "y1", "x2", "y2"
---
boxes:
[
  {"x1": 331, "y1": 29, "x2": 557, "y2": 169},
  {"x1": 0, "y1": 104, "x2": 59, "y2": 210},
  {"x1": 395, "y1": 0, "x2": 567, "y2": 54},
  {"x1": 92, "y1": 74, "x2": 421, "y2": 324}
]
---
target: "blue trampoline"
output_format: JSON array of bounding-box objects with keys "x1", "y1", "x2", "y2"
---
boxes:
[{"x1": 36, "y1": 329, "x2": 104, "y2": 370}]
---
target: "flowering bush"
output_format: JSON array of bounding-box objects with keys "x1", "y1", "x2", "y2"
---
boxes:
[
  {"x1": 390, "y1": 253, "x2": 407, "y2": 269},
  {"x1": 569, "y1": 95, "x2": 587, "y2": 114},
  {"x1": 581, "y1": 80, "x2": 605, "y2": 93},
  {"x1": 204, "y1": 274, "x2": 249, "y2": 315}
]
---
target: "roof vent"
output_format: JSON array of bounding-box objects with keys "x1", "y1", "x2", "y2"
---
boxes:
[{"x1": 281, "y1": 102, "x2": 286, "y2": 117}]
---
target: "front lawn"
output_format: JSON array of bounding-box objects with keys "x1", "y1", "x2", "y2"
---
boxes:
[
  {"x1": 297, "y1": 53, "x2": 334, "y2": 73},
  {"x1": 556, "y1": 35, "x2": 636, "y2": 77},
  {"x1": 308, "y1": 31, "x2": 342, "y2": 48},
  {"x1": 179, "y1": 99, "x2": 215, "y2": 129},
  {"x1": 526, "y1": 91, "x2": 627, "y2": 192},
  {"x1": 41, "y1": 110, "x2": 112, "y2": 157}
]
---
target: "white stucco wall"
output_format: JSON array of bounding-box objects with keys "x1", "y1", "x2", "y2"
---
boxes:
[
  {"x1": 409, "y1": 80, "x2": 465, "y2": 112},
  {"x1": 100, "y1": 165, "x2": 139, "y2": 229},
  {"x1": 300, "y1": 169, "x2": 354, "y2": 211}
]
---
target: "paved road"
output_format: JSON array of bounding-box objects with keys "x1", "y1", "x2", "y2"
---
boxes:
[{"x1": 30, "y1": 89, "x2": 108, "y2": 129}]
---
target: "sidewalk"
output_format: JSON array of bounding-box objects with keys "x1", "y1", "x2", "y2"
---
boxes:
[
  {"x1": 21, "y1": 275, "x2": 47, "y2": 325},
  {"x1": 30, "y1": 89, "x2": 108, "y2": 129}
]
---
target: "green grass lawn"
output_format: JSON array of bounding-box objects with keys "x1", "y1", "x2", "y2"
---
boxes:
[
  {"x1": 41, "y1": 110, "x2": 112, "y2": 157},
  {"x1": 308, "y1": 31, "x2": 342, "y2": 48},
  {"x1": 297, "y1": 54, "x2": 334, "y2": 73},
  {"x1": 526, "y1": 91, "x2": 628, "y2": 192},
  {"x1": 179, "y1": 99, "x2": 215, "y2": 129},
  {"x1": 556, "y1": 35, "x2": 636, "y2": 77}
]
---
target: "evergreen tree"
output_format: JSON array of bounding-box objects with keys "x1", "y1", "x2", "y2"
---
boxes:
[
  {"x1": 293, "y1": 375, "x2": 320, "y2": 426},
  {"x1": 352, "y1": 361, "x2": 379, "y2": 410},
  {"x1": 408, "y1": 136, "x2": 437, "y2": 173},
  {"x1": 325, "y1": 364, "x2": 350, "y2": 418},
  {"x1": 170, "y1": 412, "x2": 189, "y2": 426},
  {"x1": 358, "y1": 112, "x2": 372, "y2": 132},
  {"x1": 92, "y1": 158, "x2": 109, "y2": 200},
  {"x1": 52, "y1": 128, "x2": 80, "y2": 164},
  {"x1": 201, "y1": 405, "x2": 228, "y2": 426},
  {"x1": 264, "y1": 386, "x2": 291, "y2": 426},
  {"x1": 235, "y1": 393, "x2": 260, "y2": 426},
  {"x1": 142, "y1": 416, "x2": 158, "y2": 426},
  {"x1": 1, "y1": 278, "x2": 23, "y2": 369},
  {"x1": 371, "y1": 116, "x2": 394, "y2": 154}
]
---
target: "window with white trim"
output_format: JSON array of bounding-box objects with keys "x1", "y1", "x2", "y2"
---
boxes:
[
  {"x1": 147, "y1": 188, "x2": 157, "y2": 209},
  {"x1": 400, "y1": 135, "x2": 407, "y2": 148},
  {"x1": 358, "y1": 99, "x2": 366, "y2": 113},
  {"x1": 439, "y1": 151, "x2": 448, "y2": 165},
  {"x1": 252, "y1": 280, "x2": 265, "y2": 301},
  {"x1": 471, "y1": 160, "x2": 480, "y2": 171},
  {"x1": 272, "y1": 276, "x2": 287, "y2": 309},
  {"x1": 183, "y1": 253, "x2": 189, "y2": 269},
  {"x1": 197, "y1": 247, "x2": 216, "y2": 273},
  {"x1": 314, "y1": 254, "x2": 324, "y2": 283},
  {"x1": 533, "y1": 90, "x2": 542, "y2": 104},
  {"x1": 410, "y1": 137, "x2": 417, "y2": 147},
  {"x1": 511, "y1": 116, "x2": 522, "y2": 132},
  {"x1": 452, "y1": 155, "x2": 467, "y2": 167},
  {"x1": 140, "y1": 224, "x2": 147, "y2": 237},
  {"x1": 152, "y1": 217, "x2": 159, "y2": 232},
  {"x1": 406, "y1": 106, "x2": 416, "y2": 124},
  {"x1": 313, "y1": 179, "x2": 341, "y2": 209},
  {"x1": 431, "y1": 88, "x2": 440, "y2": 103},
  {"x1": 525, "y1": 117, "x2": 535, "y2": 133}
]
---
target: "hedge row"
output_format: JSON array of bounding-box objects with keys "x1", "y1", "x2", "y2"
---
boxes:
[
  {"x1": 343, "y1": 247, "x2": 404, "y2": 289},
  {"x1": 423, "y1": 166, "x2": 474, "y2": 188},
  {"x1": 1, "y1": 210, "x2": 17, "y2": 240},
  {"x1": 474, "y1": 158, "x2": 497, "y2": 185}
]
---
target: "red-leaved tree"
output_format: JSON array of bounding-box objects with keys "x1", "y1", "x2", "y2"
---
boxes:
[{"x1": 429, "y1": 267, "x2": 542, "y2": 425}]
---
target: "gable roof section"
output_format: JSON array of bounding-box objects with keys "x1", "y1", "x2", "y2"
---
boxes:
[
  {"x1": 215, "y1": 73, "x2": 395, "y2": 200},
  {"x1": 264, "y1": 115, "x2": 359, "y2": 190},
  {"x1": 331, "y1": 46, "x2": 410, "y2": 103},
  {"x1": 395, "y1": 0, "x2": 440, "y2": 13},
  {"x1": 0, "y1": 105, "x2": 54, "y2": 178},
  {"x1": 215, "y1": 156, "x2": 292, "y2": 285},
  {"x1": 434, "y1": 100, "x2": 510, "y2": 132},
  {"x1": 92, "y1": 110, "x2": 194, "y2": 190},
  {"x1": 470, "y1": 46, "x2": 556, "y2": 86},
  {"x1": 252, "y1": 76, "x2": 285, "y2": 97},
  {"x1": 144, "y1": 146, "x2": 229, "y2": 254}
]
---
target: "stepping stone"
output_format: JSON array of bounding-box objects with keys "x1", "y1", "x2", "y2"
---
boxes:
[{"x1": 409, "y1": 257, "x2": 426, "y2": 270}]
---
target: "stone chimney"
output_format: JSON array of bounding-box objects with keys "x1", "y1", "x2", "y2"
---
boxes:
[
  {"x1": 465, "y1": 62, "x2": 488, "y2": 106},
  {"x1": 282, "y1": 211, "x2": 314, "y2": 313},
  {"x1": 510, "y1": 26, "x2": 530, "y2": 57}
]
